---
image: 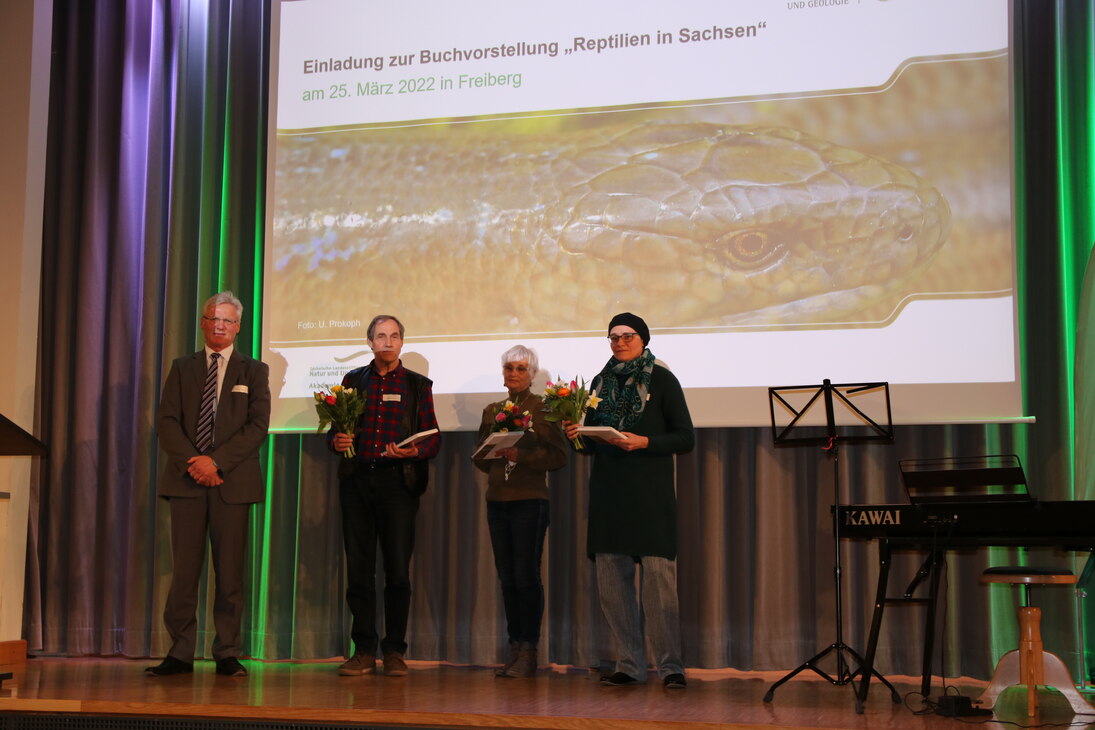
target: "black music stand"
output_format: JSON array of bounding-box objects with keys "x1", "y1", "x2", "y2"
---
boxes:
[{"x1": 762, "y1": 379, "x2": 898, "y2": 706}]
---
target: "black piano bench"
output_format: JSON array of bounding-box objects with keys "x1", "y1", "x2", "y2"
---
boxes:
[{"x1": 976, "y1": 566, "x2": 1092, "y2": 718}]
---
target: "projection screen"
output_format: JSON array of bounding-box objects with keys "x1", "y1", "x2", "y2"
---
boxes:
[{"x1": 263, "y1": 0, "x2": 1019, "y2": 431}]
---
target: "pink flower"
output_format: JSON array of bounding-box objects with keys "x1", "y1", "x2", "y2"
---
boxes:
[{"x1": 495, "y1": 412, "x2": 507, "y2": 422}]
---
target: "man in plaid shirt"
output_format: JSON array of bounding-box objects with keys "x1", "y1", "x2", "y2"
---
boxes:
[{"x1": 329, "y1": 315, "x2": 441, "y2": 677}]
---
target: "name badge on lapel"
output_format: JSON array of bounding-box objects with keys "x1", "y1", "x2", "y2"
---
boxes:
[
  {"x1": 383, "y1": 394, "x2": 402, "y2": 402},
  {"x1": 232, "y1": 385, "x2": 249, "y2": 393}
]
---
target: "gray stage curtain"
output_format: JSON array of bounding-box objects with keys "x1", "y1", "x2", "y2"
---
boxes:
[{"x1": 24, "y1": 0, "x2": 1095, "y2": 687}]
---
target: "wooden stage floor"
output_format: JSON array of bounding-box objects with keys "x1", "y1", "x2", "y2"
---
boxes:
[{"x1": 1, "y1": 657, "x2": 1093, "y2": 729}]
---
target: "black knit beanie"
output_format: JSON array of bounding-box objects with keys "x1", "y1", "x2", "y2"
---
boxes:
[{"x1": 607, "y1": 312, "x2": 650, "y2": 347}]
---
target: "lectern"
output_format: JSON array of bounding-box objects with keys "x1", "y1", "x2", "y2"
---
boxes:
[{"x1": 0, "y1": 412, "x2": 46, "y2": 671}]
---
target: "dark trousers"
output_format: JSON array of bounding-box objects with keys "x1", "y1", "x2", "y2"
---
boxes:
[
  {"x1": 486, "y1": 499, "x2": 550, "y2": 645},
  {"x1": 164, "y1": 492, "x2": 250, "y2": 661},
  {"x1": 339, "y1": 465, "x2": 419, "y2": 656}
]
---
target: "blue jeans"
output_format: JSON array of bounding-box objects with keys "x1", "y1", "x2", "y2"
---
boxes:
[
  {"x1": 487, "y1": 499, "x2": 550, "y2": 645},
  {"x1": 595, "y1": 553, "x2": 683, "y2": 680}
]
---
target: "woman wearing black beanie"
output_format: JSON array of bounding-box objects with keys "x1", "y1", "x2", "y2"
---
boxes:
[{"x1": 565, "y1": 312, "x2": 695, "y2": 689}]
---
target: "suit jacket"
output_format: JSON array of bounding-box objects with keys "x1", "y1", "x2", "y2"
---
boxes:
[{"x1": 157, "y1": 349, "x2": 271, "y2": 503}]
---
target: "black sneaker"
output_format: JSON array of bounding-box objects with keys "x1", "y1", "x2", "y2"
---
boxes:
[{"x1": 663, "y1": 672, "x2": 687, "y2": 689}]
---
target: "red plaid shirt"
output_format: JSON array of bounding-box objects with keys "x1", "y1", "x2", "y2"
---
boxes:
[{"x1": 343, "y1": 360, "x2": 441, "y2": 463}]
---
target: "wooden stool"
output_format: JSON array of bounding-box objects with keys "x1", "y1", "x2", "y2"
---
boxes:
[{"x1": 977, "y1": 566, "x2": 1094, "y2": 717}]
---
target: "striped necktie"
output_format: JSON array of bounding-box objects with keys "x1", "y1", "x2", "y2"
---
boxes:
[{"x1": 196, "y1": 352, "x2": 220, "y2": 453}]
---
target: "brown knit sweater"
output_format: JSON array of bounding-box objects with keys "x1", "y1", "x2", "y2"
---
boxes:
[{"x1": 472, "y1": 390, "x2": 568, "y2": 501}]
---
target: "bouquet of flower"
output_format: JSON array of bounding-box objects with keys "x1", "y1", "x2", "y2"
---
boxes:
[
  {"x1": 314, "y1": 385, "x2": 366, "y2": 458},
  {"x1": 490, "y1": 399, "x2": 533, "y2": 433},
  {"x1": 542, "y1": 377, "x2": 602, "y2": 449}
]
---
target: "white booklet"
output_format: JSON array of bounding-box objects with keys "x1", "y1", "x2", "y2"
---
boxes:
[
  {"x1": 396, "y1": 427, "x2": 439, "y2": 448},
  {"x1": 472, "y1": 431, "x2": 524, "y2": 459},
  {"x1": 578, "y1": 426, "x2": 625, "y2": 441}
]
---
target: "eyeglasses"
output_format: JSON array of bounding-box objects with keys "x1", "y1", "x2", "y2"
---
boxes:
[
  {"x1": 503, "y1": 365, "x2": 529, "y2": 373},
  {"x1": 607, "y1": 333, "x2": 639, "y2": 344},
  {"x1": 202, "y1": 316, "x2": 239, "y2": 326}
]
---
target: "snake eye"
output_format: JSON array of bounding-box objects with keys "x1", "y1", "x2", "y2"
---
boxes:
[{"x1": 714, "y1": 230, "x2": 785, "y2": 270}]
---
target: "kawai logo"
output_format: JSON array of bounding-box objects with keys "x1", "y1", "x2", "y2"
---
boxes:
[{"x1": 844, "y1": 509, "x2": 902, "y2": 526}]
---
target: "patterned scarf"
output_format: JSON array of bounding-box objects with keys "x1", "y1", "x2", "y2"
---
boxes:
[{"x1": 589, "y1": 348, "x2": 656, "y2": 431}]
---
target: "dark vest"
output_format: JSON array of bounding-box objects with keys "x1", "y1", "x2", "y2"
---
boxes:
[{"x1": 339, "y1": 363, "x2": 432, "y2": 495}]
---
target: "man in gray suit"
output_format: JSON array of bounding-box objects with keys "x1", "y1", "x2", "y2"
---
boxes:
[{"x1": 146, "y1": 291, "x2": 271, "y2": 677}]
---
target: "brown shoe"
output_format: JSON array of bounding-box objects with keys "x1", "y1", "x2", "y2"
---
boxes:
[
  {"x1": 338, "y1": 653, "x2": 376, "y2": 676},
  {"x1": 494, "y1": 641, "x2": 519, "y2": 677},
  {"x1": 502, "y1": 644, "x2": 537, "y2": 678},
  {"x1": 383, "y1": 652, "x2": 408, "y2": 677}
]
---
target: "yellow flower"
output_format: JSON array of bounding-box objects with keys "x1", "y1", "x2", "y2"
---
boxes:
[{"x1": 331, "y1": 384, "x2": 344, "y2": 393}]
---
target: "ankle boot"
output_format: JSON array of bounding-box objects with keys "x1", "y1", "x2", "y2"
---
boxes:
[
  {"x1": 494, "y1": 641, "x2": 519, "y2": 677},
  {"x1": 503, "y1": 642, "x2": 537, "y2": 678}
]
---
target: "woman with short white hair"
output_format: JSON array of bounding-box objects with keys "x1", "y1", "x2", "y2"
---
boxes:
[{"x1": 473, "y1": 344, "x2": 567, "y2": 678}]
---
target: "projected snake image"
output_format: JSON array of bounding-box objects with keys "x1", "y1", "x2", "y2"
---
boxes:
[{"x1": 268, "y1": 54, "x2": 1008, "y2": 340}]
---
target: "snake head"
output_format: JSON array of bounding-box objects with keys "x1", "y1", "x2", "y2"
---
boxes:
[{"x1": 557, "y1": 123, "x2": 951, "y2": 324}]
